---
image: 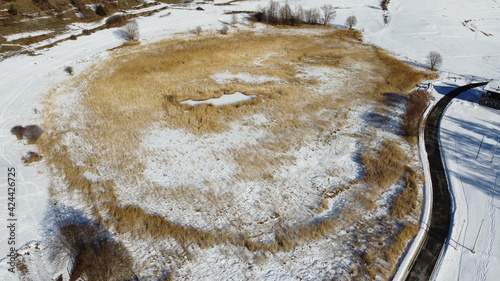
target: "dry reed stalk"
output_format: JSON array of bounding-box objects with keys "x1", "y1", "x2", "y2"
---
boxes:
[{"x1": 37, "y1": 27, "x2": 428, "y2": 275}]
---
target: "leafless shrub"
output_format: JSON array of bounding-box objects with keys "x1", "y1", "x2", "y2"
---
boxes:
[
  {"x1": 195, "y1": 25, "x2": 203, "y2": 36},
  {"x1": 427, "y1": 51, "x2": 443, "y2": 70},
  {"x1": 381, "y1": 0, "x2": 391, "y2": 11},
  {"x1": 33, "y1": 0, "x2": 53, "y2": 10},
  {"x1": 320, "y1": 4, "x2": 336, "y2": 25},
  {"x1": 121, "y1": 20, "x2": 140, "y2": 41},
  {"x1": 22, "y1": 151, "x2": 43, "y2": 164},
  {"x1": 10, "y1": 125, "x2": 25, "y2": 140},
  {"x1": 220, "y1": 25, "x2": 229, "y2": 35},
  {"x1": 71, "y1": 0, "x2": 94, "y2": 19},
  {"x1": 106, "y1": 14, "x2": 125, "y2": 26},
  {"x1": 46, "y1": 206, "x2": 134, "y2": 281},
  {"x1": 231, "y1": 14, "x2": 239, "y2": 25},
  {"x1": 346, "y1": 15, "x2": 357, "y2": 29},
  {"x1": 23, "y1": 125, "x2": 44, "y2": 143},
  {"x1": 304, "y1": 8, "x2": 320, "y2": 25},
  {"x1": 294, "y1": 5, "x2": 305, "y2": 23},
  {"x1": 64, "y1": 66, "x2": 74, "y2": 75},
  {"x1": 95, "y1": 4, "x2": 107, "y2": 16},
  {"x1": 279, "y1": 2, "x2": 293, "y2": 25},
  {"x1": 402, "y1": 89, "x2": 432, "y2": 141}
]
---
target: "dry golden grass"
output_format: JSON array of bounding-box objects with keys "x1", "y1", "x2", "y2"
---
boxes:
[
  {"x1": 391, "y1": 167, "x2": 419, "y2": 219},
  {"x1": 361, "y1": 140, "x2": 409, "y2": 188},
  {"x1": 39, "y1": 26, "x2": 429, "y2": 278},
  {"x1": 385, "y1": 222, "x2": 420, "y2": 278}
]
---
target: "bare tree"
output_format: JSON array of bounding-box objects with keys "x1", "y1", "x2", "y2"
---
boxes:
[
  {"x1": 294, "y1": 5, "x2": 305, "y2": 23},
  {"x1": 221, "y1": 24, "x2": 229, "y2": 35},
  {"x1": 345, "y1": 15, "x2": 357, "y2": 29},
  {"x1": 304, "y1": 8, "x2": 320, "y2": 25},
  {"x1": 267, "y1": 0, "x2": 280, "y2": 24},
  {"x1": 121, "y1": 20, "x2": 139, "y2": 41},
  {"x1": 231, "y1": 14, "x2": 238, "y2": 26},
  {"x1": 320, "y1": 4, "x2": 336, "y2": 25},
  {"x1": 280, "y1": 2, "x2": 293, "y2": 25},
  {"x1": 427, "y1": 51, "x2": 443, "y2": 70},
  {"x1": 195, "y1": 25, "x2": 203, "y2": 35}
]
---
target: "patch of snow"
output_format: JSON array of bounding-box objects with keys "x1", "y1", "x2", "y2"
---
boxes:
[
  {"x1": 212, "y1": 71, "x2": 281, "y2": 85},
  {"x1": 181, "y1": 92, "x2": 257, "y2": 106},
  {"x1": 4, "y1": 30, "x2": 54, "y2": 42}
]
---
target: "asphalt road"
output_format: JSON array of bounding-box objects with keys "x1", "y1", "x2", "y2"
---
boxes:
[{"x1": 405, "y1": 82, "x2": 488, "y2": 281}]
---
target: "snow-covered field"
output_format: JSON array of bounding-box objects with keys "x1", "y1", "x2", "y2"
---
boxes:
[
  {"x1": 433, "y1": 82, "x2": 499, "y2": 281},
  {"x1": 0, "y1": 0, "x2": 499, "y2": 280}
]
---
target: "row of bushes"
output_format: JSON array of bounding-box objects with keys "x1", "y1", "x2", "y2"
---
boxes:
[
  {"x1": 11, "y1": 125, "x2": 44, "y2": 164},
  {"x1": 402, "y1": 89, "x2": 433, "y2": 141},
  {"x1": 251, "y1": 2, "x2": 336, "y2": 26}
]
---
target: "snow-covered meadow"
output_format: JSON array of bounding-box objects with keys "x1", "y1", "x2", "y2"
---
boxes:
[
  {"x1": 0, "y1": 0, "x2": 499, "y2": 280},
  {"x1": 431, "y1": 82, "x2": 500, "y2": 281}
]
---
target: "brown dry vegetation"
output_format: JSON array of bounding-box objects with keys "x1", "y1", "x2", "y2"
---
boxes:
[
  {"x1": 391, "y1": 167, "x2": 419, "y2": 219},
  {"x1": 362, "y1": 140, "x2": 409, "y2": 188},
  {"x1": 39, "y1": 27, "x2": 431, "y2": 279},
  {"x1": 403, "y1": 89, "x2": 433, "y2": 143}
]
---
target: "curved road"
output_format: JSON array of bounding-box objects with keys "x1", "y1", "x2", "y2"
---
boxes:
[{"x1": 406, "y1": 82, "x2": 488, "y2": 280}]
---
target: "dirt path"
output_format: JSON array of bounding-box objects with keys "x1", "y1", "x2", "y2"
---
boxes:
[{"x1": 406, "y1": 81, "x2": 487, "y2": 280}]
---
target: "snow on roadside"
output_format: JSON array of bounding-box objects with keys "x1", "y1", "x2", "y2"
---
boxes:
[{"x1": 433, "y1": 86, "x2": 500, "y2": 281}]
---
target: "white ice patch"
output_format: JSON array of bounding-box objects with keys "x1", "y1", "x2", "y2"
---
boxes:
[
  {"x1": 212, "y1": 71, "x2": 281, "y2": 84},
  {"x1": 181, "y1": 92, "x2": 256, "y2": 106}
]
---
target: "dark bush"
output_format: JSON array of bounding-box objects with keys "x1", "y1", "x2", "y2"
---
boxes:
[
  {"x1": 69, "y1": 35, "x2": 77, "y2": 40},
  {"x1": 64, "y1": 66, "x2": 74, "y2": 75},
  {"x1": 95, "y1": 4, "x2": 107, "y2": 16},
  {"x1": 105, "y1": 14, "x2": 125, "y2": 26},
  {"x1": 23, "y1": 125, "x2": 44, "y2": 143},
  {"x1": 22, "y1": 151, "x2": 43, "y2": 164},
  {"x1": 46, "y1": 207, "x2": 134, "y2": 281},
  {"x1": 7, "y1": 4, "x2": 18, "y2": 15},
  {"x1": 82, "y1": 29, "x2": 92, "y2": 35},
  {"x1": 381, "y1": 0, "x2": 391, "y2": 11},
  {"x1": 220, "y1": 25, "x2": 229, "y2": 35},
  {"x1": 10, "y1": 126, "x2": 25, "y2": 140},
  {"x1": 252, "y1": 11, "x2": 264, "y2": 22},
  {"x1": 33, "y1": 0, "x2": 53, "y2": 10},
  {"x1": 402, "y1": 89, "x2": 432, "y2": 140}
]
